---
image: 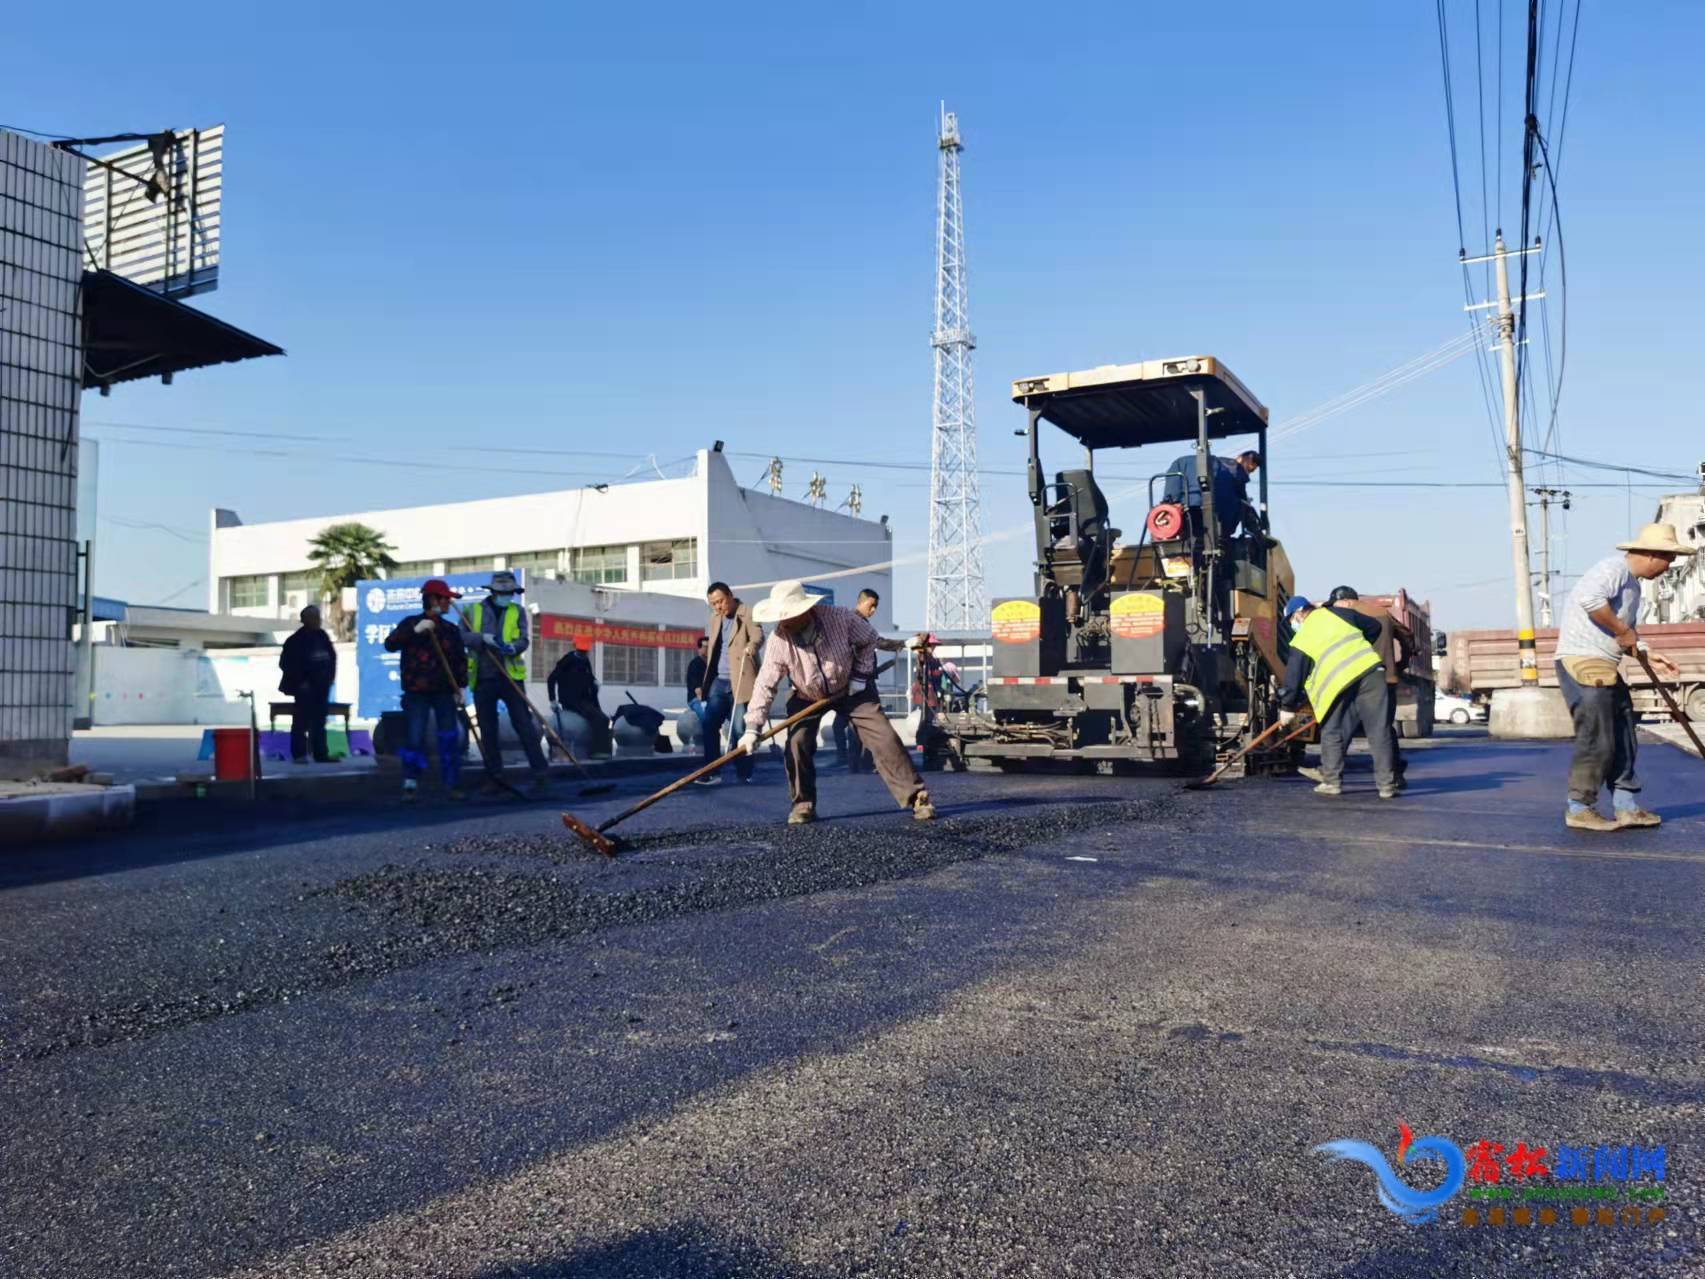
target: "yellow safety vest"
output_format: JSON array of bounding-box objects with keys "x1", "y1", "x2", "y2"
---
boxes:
[
  {"x1": 465, "y1": 600, "x2": 526, "y2": 687},
  {"x1": 1291, "y1": 607, "x2": 1381, "y2": 719}
]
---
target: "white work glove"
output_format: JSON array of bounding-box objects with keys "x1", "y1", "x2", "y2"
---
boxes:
[
  {"x1": 904, "y1": 634, "x2": 926, "y2": 650},
  {"x1": 1277, "y1": 709, "x2": 1298, "y2": 727},
  {"x1": 737, "y1": 728, "x2": 761, "y2": 754},
  {"x1": 414, "y1": 618, "x2": 436, "y2": 634}
]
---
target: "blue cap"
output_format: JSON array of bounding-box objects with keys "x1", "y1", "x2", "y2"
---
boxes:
[{"x1": 1283, "y1": 594, "x2": 1312, "y2": 620}]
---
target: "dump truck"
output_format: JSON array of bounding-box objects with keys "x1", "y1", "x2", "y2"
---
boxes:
[
  {"x1": 1442, "y1": 622, "x2": 1705, "y2": 723},
  {"x1": 1352, "y1": 590, "x2": 1436, "y2": 738},
  {"x1": 941, "y1": 355, "x2": 1297, "y2": 775}
]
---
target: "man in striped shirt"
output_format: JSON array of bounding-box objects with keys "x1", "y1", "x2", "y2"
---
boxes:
[{"x1": 739, "y1": 581, "x2": 932, "y2": 825}]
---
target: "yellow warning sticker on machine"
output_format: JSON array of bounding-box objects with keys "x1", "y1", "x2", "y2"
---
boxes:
[
  {"x1": 1162, "y1": 556, "x2": 1192, "y2": 580},
  {"x1": 991, "y1": 599, "x2": 1042, "y2": 644},
  {"x1": 1110, "y1": 592, "x2": 1166, "y2": 639}
]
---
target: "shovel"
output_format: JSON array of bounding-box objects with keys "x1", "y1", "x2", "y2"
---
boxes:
[
  {"x1": 1634, "y1": 649, "x2": 1705, "y2": 757},
  {"x1": 1184, "y1": 714, "x2": 1315, "y2": 790},
  {"x1": 562, "y1": 692, "x2": 839, "y2": 856}
]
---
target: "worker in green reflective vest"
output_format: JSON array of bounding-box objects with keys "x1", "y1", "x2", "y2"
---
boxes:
[
  {"x1": 1276, "y1": 594, "x2": 1399, "y2": 799},
  {"x1": 458, "y1": 570, "x2": 551, "y2": 795}
]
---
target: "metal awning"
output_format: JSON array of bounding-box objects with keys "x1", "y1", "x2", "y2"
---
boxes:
[
  {"x1": 1011, "y1": 355, "x2": 1268, "y2": 450},
  {"x1": 80, "y1": 269, "x2": 283, "y2": 391}
]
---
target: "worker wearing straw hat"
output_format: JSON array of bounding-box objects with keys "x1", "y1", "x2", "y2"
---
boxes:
[
  {"x1": 1554, "y1": 522, "x2": 1695, "y2": 831},
  {"x1": 739, "y1": 580, "x2": 933, "y2": 825}
]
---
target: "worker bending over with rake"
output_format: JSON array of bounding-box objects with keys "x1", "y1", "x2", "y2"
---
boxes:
[
  {"x1": 739, "y1": 580, "x2": 934, "y2": 826},
  {"x1": 1554, "y1": 522, "x2": 1693, "y2": 831},
  {"x1": 1277, "y1": 594, "x2": 1400, "y2": 800}
]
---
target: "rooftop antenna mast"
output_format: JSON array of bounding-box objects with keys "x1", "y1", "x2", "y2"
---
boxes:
[{"x1": 926, "y1": 104, "x2": 986, "y2": 631}]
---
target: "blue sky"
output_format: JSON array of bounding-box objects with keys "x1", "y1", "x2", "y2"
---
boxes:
[{"x1": 10, "y1": 0, "x2": 1702, "y2": 629}]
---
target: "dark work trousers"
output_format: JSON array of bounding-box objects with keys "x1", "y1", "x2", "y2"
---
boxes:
[
  {"x1": 1555, "y1": 660, "x2": 1640, "y2": 806},
  {"x1": 473, "y1": 677, "x2": 549, "y2": 778},
  {"x1": 785, "y1": 687, "x2": 923, "y2": 810},
  {"x1": 1318, "y1": 667, "x2": 1397, "y2": 789},
  {"x1": 1341, "y1": 682, "x2": 1404, "y2": 776},
  {"x1": 701, "y1": 677, "x2": 753, "y2": 781},
  {"x1": 290, "y1": 689, "x2": 331, "y2": 762},
  {"x1": 1380, "y1": 680, "x2": 1406, "y2": 775}
]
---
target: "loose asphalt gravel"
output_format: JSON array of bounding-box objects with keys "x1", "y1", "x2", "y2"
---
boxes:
[{"x1": 1, "y1": 732, "x2": 1701, "y2": 1277}]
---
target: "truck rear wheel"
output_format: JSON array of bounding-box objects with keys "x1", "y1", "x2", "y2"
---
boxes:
[{"x1": 1685, "y1": 686, "x2": 1705, "y2": 724}]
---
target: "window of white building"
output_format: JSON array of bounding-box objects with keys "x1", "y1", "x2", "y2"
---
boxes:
[
  {"x1": 601, "y1": 643, "x2": 658, "y2": 685},
  {"x1": 571, "y1": 544, "x2": 628, "y2": 586},
  {"x1": 532, "y1": 635, "x2": 571, "y2": 683},
  {"x1": 388, "y1": 560, "x2": 437, "y2": 578},
  {"x1": 508, "y1": 549, "x2": 564, "y2": 580},
  {"x1": 228, "y1": 575, "x2": 269, "y2": 609},
  {"x1": 641, "y1": 538, "x2": 697, "y2": 582},
  {"x1": 282, "y1": 572, "x2": 320, "y2": 611},
  {"x1": 663, "y1": 646, "x2": 696, "y2": 688},
  {"x1": 446, "y1": 555, "x2": 496, "y2": 574}
]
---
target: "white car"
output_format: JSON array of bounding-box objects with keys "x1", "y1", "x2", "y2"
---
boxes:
[{"x1": 1435, "y1": 693, "x2": 1487, "y2": 725}]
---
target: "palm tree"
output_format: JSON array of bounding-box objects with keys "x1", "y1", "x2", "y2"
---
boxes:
[{"x1": 306, "y1": 522, "x2": 398, "y2": 639}]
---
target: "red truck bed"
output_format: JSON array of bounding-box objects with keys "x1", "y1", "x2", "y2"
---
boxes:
[{"x1": 1443, "y1": 622, "x2": 1705, "y2": 720}]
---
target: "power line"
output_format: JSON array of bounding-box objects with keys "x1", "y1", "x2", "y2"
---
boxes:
[
  {"x1": 1531, "y1": 127, "x2": 1568, "y2": 461},
  {"x1": 1434, "y1": 0, "x2": 1469, "y2": 250},
  {"x1": 100, "y1": 515, "x2": 207, "y2": 542},
  {"x1": 1513, "y1": 0, "x2": 1543, "y2": 457},
  {"x1": 1441, "y1": 0, "x2": 1510, "y2": 477},
  {"x1": 153, "y1": 579, "x2": 204, "y2": 607},
  {"x1": 0, "y1": 121, "x2": 74, "y2": 140},
  {"x1": 1522, "y1": 448, "x2": 1695, "y2": 484},
  {"x1": 83, "y1": 419, "x2": 674, "y2": 461}
]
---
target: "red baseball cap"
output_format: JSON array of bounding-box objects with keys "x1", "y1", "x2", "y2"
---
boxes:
[{"x1": 421, "y1": 578, "x2": 461, "y2": 600}]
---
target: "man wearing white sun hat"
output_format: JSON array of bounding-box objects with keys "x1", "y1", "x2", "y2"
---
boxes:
[
  {"x1": 739, "y1": 580, "x2": 933, "y2": 826},
  {"x1": 1554, "y1": 522, "x2": 1695, "y2": 832}
]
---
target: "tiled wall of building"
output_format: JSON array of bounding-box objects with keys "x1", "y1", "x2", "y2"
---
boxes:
[{"x1": 1, "y1": 131, "x2": 84, "y2": 769}]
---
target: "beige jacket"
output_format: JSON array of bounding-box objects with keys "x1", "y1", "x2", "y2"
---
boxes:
[{"x1": 702, "y1": 599, "x2": 764, "y2": 704}]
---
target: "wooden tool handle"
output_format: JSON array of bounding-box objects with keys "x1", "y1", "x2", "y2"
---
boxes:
[
  {"x1": 598, "y1": 693, "x2": 839, "y2": 832},
  {"x1": 1636, "y1": 650, "x2": 1705, "y2": 756},
  {"x1": 1197, "y1": 717, "x2": 1289, "y2": 787},
  {"x1": 425, "y1": 626, "x2": 480, "y2": 751}
]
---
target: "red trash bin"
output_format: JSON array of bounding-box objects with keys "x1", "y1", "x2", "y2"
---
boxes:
[{"x1": 212, "y1": 727, "x2": 256, "y2": 781}]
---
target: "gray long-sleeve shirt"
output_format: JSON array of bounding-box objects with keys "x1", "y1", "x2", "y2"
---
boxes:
[{"x1": 1555, "y1": 555, "x2": 1641, "y2": 661}]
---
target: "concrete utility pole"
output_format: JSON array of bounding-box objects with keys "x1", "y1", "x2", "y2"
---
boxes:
[
  {"x1": 1493, "y1": 232, "x2": 1540, "y2": 685},
  {"x1": 1532, "y1": 486, "x2": 1571, "y2": 628}
]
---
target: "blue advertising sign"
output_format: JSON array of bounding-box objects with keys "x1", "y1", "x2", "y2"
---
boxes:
[
  {"x1": 803, "y1": 583, "x2": 836, "y2": 606},
  {"x1": 354, "y1": 571, "x2": 520, "y2": 718}
]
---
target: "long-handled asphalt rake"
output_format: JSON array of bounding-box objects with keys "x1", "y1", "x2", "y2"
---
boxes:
[
  {"x1": 1635, "y1": 649, "x2": 1705, "y2": 757},
  {"x1": 1184, "y1": 713, "x2": 1316, "y2": 790},
  {"x1": 561, "y1": 691, "x2": 839, "y2": 856}
]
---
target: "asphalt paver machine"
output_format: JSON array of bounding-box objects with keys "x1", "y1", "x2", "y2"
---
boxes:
[{"x1": 945, "y1": 356, "x2": 1298, "y2": 775}]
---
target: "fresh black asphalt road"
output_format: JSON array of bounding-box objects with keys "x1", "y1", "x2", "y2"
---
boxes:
[{"x1": 1, "y1": 732, "x2": 1700, "y2": 1277}]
